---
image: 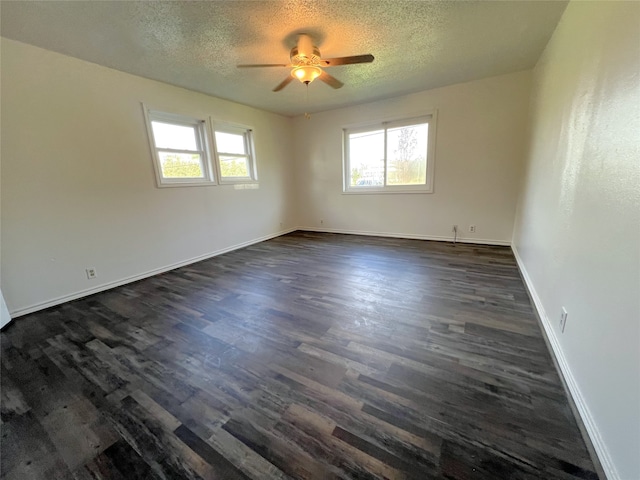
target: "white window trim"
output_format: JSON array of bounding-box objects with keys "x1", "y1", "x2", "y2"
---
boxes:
[
  {"x1": 143, "y1": 105, "x2": 217, "y2": 187},
  {"x1": 210, "y1": 120, "x2": 258, "y2": 185},
  {"x1": 342, "y1": 111, "x2": 437, "y2": 194}
]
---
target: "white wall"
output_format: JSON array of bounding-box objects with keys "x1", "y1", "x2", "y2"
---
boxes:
[
  {"x1": 1, "y1": 38, "x2": 296, "y2": 316},
  {"x1": 512, "y1": 2, "x2": 640, "y2": 479},
  {"x1": 292, "y1": 71, "x2": 531, "y2": 245}
]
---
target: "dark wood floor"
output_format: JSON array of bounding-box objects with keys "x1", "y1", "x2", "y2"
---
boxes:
[{"x1": 1, "y1": 232, "x2": 598, "y2": 479}]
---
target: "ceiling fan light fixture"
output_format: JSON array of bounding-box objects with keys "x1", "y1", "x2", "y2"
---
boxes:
[
  {"x1": 291, "y1": 65, "x2": 322, "y2": 84},
  {"x1": 238, "y1": 33, "x2": 373, "y2": 92}
]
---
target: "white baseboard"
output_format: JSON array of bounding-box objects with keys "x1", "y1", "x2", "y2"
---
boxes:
[
  {"x1": 511, "y1": 245, "x2": 618, "y2": 480},
  {"x1": 8, "y1": 228, "x2": 297, "y2": 319},
  {"x1": 298, "y1": 226, "x2": 511, "y2": 246}
]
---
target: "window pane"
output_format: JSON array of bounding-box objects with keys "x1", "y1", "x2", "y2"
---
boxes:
[
  {"x1": 215, "y1": 131, "x2": 246, "y2": 155},
  {"x1": 158, "y1": 152, "x2": 204, "y2": 178},
  {"x1": 348, "y1": 130, "x2": 385, "y2": 186},
  {"x1": 152, "y1": 121, "x2": 198, "y2": 150},
  {"x1": 219, "y1": 155, "x2": 249, "y2": 177},
  {"x1": 386, "y1": 123, "x2": 428, "y2": 185}
]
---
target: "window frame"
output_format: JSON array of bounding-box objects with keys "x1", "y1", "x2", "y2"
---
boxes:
[
  {"x1": 143, "y1": 107, "x2": 217, "y2": 187},
  {"x1": 211, "y1": 122, "x2": 258, "y2": 184},
  {"x1": 342, "y1": 112, "x2": 437, "y2": 194}
]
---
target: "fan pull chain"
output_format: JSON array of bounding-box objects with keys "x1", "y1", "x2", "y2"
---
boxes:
[{"x1": 304, "y1": 83, "x2": 311, "y2": 120}]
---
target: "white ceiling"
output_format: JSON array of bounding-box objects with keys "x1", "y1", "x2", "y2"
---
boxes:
[{"x1": 1, "y1": 1, "x2": 567, "y2": 117}]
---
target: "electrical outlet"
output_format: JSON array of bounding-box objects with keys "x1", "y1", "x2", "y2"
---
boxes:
[
  {"x1": 452, "y1": 225, "x2": 458, "y2": 233},
  {"x1": 560, "y1": 307, "x2": 568, "y2": 333},
  {"x1": 320, "y1": 219, "x2": 324, "y2": 225},
  {"x1": 86, "y1": 268, "x2": 97, "y2": 280},
  {"x1": 469, "y1": 225, "x2": 476, "y2": 233}
]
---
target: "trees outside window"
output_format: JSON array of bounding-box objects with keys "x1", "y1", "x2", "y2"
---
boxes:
[{"x1": 344, "y1": 114, "x2": 436, "y2": 193}]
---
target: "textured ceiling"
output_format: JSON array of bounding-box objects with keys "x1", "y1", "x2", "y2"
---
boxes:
[{"x1": 1, "y1": 1, "x2": 567, "y2": 117}]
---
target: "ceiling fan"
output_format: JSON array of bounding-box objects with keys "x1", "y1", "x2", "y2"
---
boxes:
[{"x1": 238, "y1": 34, "x2": 374, "y2": 92}]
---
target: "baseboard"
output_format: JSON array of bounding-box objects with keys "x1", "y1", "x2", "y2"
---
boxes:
[
  {"x1": 8, "y1": 228, "x2": 297, "y2": 319},
  {"x1": 511, "y1": 245, "x2": 617, "y2": 480},
  {"x1": 298, "y1": 226, "x2": 511, "y2": 246}
]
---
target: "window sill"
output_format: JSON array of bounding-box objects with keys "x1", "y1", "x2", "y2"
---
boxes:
[
  {"x1": 157, "y1": 180, "x2": 216, "y2": 188},
  {"x1": 342, "y1": 188, "x2": 433, "y2": 195},
  {"x1": 219, "y1": 179, "x2": 258, "y2": 185}
]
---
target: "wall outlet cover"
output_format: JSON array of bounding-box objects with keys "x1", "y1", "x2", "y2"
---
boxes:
[{"x1": 560, "y1": 307, "x2": 568, "y2": 332}]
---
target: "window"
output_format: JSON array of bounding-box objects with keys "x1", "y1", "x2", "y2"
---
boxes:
[
  {"x1": 343, "y1": 114, "x2": 437, "y2": 193},
  {"x1": 143, "y1": 106, "x2": 258, "y2": 187},
  {"x1": 144, "y1": 109, "x2": 215, "y2": 186},
  {"x1": 213, "y1": 124, "x2": 257, "y2": 183}
]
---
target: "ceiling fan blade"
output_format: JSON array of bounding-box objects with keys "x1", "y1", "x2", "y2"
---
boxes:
[
  {"x1": 273, "y1": 76, "x2": 294, "y2": 92},
  {"x1": 321, "y1": 54, "x2": 374, "y2": 67},
  {"x1": 237, "y1": 64, "x2": 289, "y2": 68},
  {"x1": 318, "y1": 71, "x2": 344, "y2": 89}
]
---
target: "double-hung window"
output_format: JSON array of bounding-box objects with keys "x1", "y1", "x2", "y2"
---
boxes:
[
  {"x1": 144, "y1": 106, "x2": 258, "y2": 187},
  {"x1": 213, "y1": 125, "x2": 257, "y2": 183},
  {"x1": 145, "y1": 109, "x2": 215, "y2": 186},
  {"x1": 343, "y1": 113, "x2": 437, "y2": 193}
]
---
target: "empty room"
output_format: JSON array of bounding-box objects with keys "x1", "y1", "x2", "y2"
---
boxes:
[{"x1": 1, "y1": 1, "x2": 638, "y2": 479}]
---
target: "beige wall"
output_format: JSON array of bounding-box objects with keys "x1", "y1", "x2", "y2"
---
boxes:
[
  {"x1": 1, "y1": 38, "x2": 296, "y2": 315},
  {"x1": 513, "y1": 2, "x2": 640, "y2": 479},
  {"x1": 292, "y1": 71, "x2": 531, "y2": 245}
]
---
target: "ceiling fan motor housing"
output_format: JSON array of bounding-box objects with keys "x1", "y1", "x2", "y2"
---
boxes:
[{"x1": 290, "y1": 45, "x2": 322, "y2": 66}]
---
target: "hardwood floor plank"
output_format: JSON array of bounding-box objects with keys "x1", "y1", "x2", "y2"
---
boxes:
[
  {"x1": 222, "y1": 416, "x2": 336, "y2": 480},
  {"x1": 174, "y1": 425, "x2": 251, "y2": 479},
  {"x1": 332, "y1": 425, "x2": 434, "y2": 478},
  {"x1": 0, "y1": 365, "x2": 30, "y2": 420},
  {"x1": 0, "y1": 410, "x2": 72, "y2": 480},
  {"x1": 199, "y1": 426, "x2": 292, "y2": 480},
  {"x1": 276, "y1": 402, "x2": 405, "y2": 480},
  {"x1": 75, "y1": 440, "x2": 160, "y2": 480}
]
